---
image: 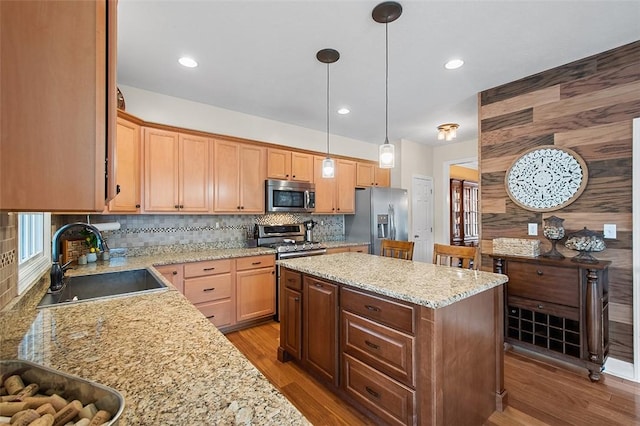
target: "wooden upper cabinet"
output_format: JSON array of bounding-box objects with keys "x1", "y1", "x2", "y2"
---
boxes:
[
  {"x1": 108, "y1": 116, "x2": 141, "y2": 213},
  {"x1": 313, "y1": 156, "x2": 355, "y2": 214},
  {"x1": 357, "y1": 162, "x2": 390, "y2": 187},
  {"x1": 0, "y1": 0, "x2": 117, "y2": 211},
  {"x1": 144, "y1": 128, "x2": 210, "y2": 213},
  {"x1": 214, "y1": 140, "x2": 266, "y2": 213},
  {"x1": 267, "y1": 148, "x2": 313, "y2": 182}
]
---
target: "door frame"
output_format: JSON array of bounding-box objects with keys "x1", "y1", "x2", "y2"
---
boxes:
[{"x1": 441, "y1": 156, "x2": 477, "y2": 244}]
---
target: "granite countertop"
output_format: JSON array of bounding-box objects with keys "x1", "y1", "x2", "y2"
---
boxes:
[
  {"x1": 277, "y1": 252, "x2": 508, "y2": 309},
  {"x1": 0, "y1": 246, "x2": 310, "y2": 425}
]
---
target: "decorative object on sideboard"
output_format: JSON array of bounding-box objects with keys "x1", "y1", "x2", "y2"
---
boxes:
[
  {"x1": 564, "y1": 227, "x2": 606, "y2": 264},
  {"x1": 492, "y1": 237, "x2": 540, "y2": 257},
  {"x1": 117, "y1": 86, "x2": 125, "y2": 110},
  {"x1": 505, "y1": 145, "x2": 588, "y2": 212},
  {"x1": 541, "y1": 215, "x2": 565, "y2": 259}
]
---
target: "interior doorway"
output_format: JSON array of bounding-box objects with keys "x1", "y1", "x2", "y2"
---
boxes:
[
  {"x1": 411, "y1": 175, "x2": 433, "y2": 262},
  {"x1": 441, "y1": 157, "x2": 478, "y2": 244}
]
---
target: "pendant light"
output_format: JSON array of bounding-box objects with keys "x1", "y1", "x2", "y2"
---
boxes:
[
  {"x1": 373, "y1": 1, "x2": 402, "y2": 169},
  {"x1": 317, "y1": 48, "x2": 340, "y2": 178}
]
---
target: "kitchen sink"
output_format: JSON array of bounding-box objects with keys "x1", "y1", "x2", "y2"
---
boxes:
[{"x1": 37, "y1": 269, "x2": 168, "y2": 308}]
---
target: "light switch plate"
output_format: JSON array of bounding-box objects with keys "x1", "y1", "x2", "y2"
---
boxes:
[
  {"x1": 528, "y1": 223, "x2": 538, "y2": 236},
  {"x1": 603, "y1": 224, "x2": 616, "y2": 239}
]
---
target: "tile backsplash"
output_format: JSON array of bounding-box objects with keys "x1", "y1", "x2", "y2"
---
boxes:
[{"x1": 56, "y1": 213, "x2": 345, "y2": 257}]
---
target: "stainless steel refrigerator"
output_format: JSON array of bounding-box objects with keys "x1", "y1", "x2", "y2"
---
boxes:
[{"x1": 345, "y1": 187, "x2": 409, "y2": 255}]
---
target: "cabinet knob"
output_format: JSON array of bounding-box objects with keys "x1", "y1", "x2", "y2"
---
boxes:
[
  {"x1": 286, "y1": 174, "x2": 289, "y2": 178},
  {"x1": 174, "y1": 205, "x2": 179, "y2": 209},
  {"x1": 536, "y1": 270, "x2": 544, "y2": 276},
  {"x1": 240, "y1": 206, "x2": 244, "y2": 210},
  {"x1": 116, "y1": 184, "x2": 121, "y2": 194},
  {"x1": 292, "y1": 175, "x2": 296, "y2": 178},
  {"x1": 172, "y1": 271, "x2": 177, "y2": 275},
  {"x1": 537, "y1": 304, "x2": 544, "y2": 309},
  {"x1": 237, "y1": 206, "x2": 241, "y2": 210},
  {"x1": 294, "y1": 297, "x2": 300, "y2": 302},
  {"x1": 135, "y1": 204, "x2": 140, "y2": 208}
]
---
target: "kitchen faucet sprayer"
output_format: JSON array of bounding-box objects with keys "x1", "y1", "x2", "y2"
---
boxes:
[{"x1": 49, "y1": 222, "x2": 107, "y2": 292}]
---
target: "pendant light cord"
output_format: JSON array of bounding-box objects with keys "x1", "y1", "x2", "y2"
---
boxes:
[
  {"x1": 384, "y1": 20, "x2": 389, "y2": 145},
  {"x1": 326, "y1": 62, "x2": 330, "y2": 156}
]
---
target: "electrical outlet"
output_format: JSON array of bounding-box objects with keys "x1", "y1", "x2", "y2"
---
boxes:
[
  {"x1": 603, "y1": 224, "x2": 616, "y2": 239},
  {"x1": 528, "y1": 223, "x2": 538, "y2": 236},
  {"x1": 215, "y1": 222, "x2": 220, "y2": 229}
]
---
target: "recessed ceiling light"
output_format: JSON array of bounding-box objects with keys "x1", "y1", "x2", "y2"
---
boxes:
[
  {"x1": 337, "y1": 107, "x2": 350, "y2": 115},
  {"x1": 178, "y1": 57, "x2": 198, "y2": 68},
  {"x1": 444, "y1": 59, "x2": 464, "y2": 70}
]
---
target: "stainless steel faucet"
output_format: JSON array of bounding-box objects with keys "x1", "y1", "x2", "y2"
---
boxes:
[{"x1": 49, "y1": 222, "x2": 107, "y2": 292}]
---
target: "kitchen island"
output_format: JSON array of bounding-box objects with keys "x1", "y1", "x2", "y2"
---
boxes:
[
  {"x1": 0, "y1": 248, "x2": 308, "y2": 425},
  {"x1": 277, "y1": 252, "x2": 509, "y2": 426}
]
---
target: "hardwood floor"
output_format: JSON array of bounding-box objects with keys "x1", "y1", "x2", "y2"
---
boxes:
[{"x1": 226, "y1": 322, "x2": 640, "y2": 425}]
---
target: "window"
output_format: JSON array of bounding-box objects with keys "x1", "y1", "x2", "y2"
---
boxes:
[{"x1": 18, "y1": 213, "x2": 51, "y2": 294}]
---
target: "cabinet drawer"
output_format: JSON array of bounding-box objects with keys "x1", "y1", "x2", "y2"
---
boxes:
[
  {"x1": 343, "y1": 354, "x2": 416, "y2": 426},
  {"x1": 508, "y1": 295, "x2": 579, "y2": 321},
  {"x1": 507, "y1": 262, "x2": 579, "y2": 307},
  {"x1": 342, "y1": 311, "x2": 414, "y2": 387},
  {"x1": 236, "y1": 254, "x2": 275, "y2": 271},
  {"x1": 184, "y1": 259, "x2": 232, "y2": 278},
  {"x1": 342, "y1": 287, "x2": 415, "y2": 334},
  {"x1": 184, "y1": 275, "x2": 232, "y2": 304},
  {"x1": 197, "y1": 299, "x2": 232, "y2": 328},
  {"x1": 282, "y1": 268, "x2": 302, "y2": 291}
]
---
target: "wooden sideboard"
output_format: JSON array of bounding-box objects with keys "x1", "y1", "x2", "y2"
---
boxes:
[{"x1": 492, "y1": 255, "x2": 610, "y2": 381}]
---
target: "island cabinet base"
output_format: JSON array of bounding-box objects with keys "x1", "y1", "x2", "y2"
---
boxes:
[{"x1": 278, "y1": 267, "x2": 506, "y2": 425}]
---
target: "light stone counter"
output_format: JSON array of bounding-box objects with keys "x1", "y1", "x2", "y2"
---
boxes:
[
  {"x1": 0, "y1": 246, "x2": 309, "y2": 425},
  {"x1": 277, "y1": 252, "x2": 508, "y2": 309}
]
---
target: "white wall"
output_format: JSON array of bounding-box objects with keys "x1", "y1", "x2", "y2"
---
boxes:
[
  {"x1": 431, "y1": 138, "x2": 478, "y2": 244},
  {"x1": 119, "y1": 85, "x2": 379, "y2": 161}
]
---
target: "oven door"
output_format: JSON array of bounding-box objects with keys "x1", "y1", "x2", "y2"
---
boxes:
[{"x1": 275, "y1": 248, "x2": 326, "y2": 321}]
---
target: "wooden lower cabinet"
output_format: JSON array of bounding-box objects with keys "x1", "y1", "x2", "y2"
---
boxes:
[
  {"x1": 278, "y1": 267, "x2": 504, "y2": 425},
  {"x1": 154, "y1": 264, "x2": 184, "y2": 293},
  {"x1": 303, "y1": 275, "x2": 339, "y2": 386},
  {"x1": 236, "y1": 255, "x2": 276, "y2": 323}
]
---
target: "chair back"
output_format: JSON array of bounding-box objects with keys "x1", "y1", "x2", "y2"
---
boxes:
[
  {"x1": 380, "y1": 240, "x2": 415, "y2": 260},
  {"x1": 432, "y1": 243, "x2": 479, "y2": 270}
]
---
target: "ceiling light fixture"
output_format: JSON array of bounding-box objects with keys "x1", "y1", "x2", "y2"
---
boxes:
[
  {"x1": 444, "y1": 59, "x2": 464, "y2": 70},
  {"x1": 337, "y1": 107, "x2": 350, "y2": 115},
  {"x1": 373, "y1": 1, "x2": 402, "y2": 169},
  {"x1": 178, "y1": 57, "x2": 198, "y2": 68},
  {"x1": 437, "y1": 123, "x2": 459, "y2": 141},
  {"x1": 317, "y1": 48, "x2": 340, "y2": 179}
]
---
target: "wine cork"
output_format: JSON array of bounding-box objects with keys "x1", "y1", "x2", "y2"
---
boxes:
[
  {"x1": 10, "y1": 409, "x2": 40, "y2": 426},
  {"x1": 16, "y1": 384, "x2": 39, "y2": 399},
  {"x1": 26, "y1": 413, "x2": 54, "y2": 426},
  {"x1": 34, "y1": 403, "x2": 55, "y2": 417},
  {"x1": 23, "y1": 395, "x2": 67, "y2": 411},
  {"x1": 0, "y1": 395, "x2": 19, "y2": 403},
  {"x1": 3, "y1": 376, "x2": 24, "y2": 395},
  {"x1": 51, "y1": 400, "x2": 81, "y2": 426},
  {"x1": 0, "y1": 402, "x2": 28, "y2": 416},
  {"x1": 87, "y1": 410, "x2": 111, "y2": 426},
  {"x1": 0, "y1": 415, "x2": 10, "y2": 424},
  {"x1": 77, "y1": 403, "x2": 97, "y2": 420},
  {"x1": 74, "y1": 419, "x2": 90, "y2": 426}
]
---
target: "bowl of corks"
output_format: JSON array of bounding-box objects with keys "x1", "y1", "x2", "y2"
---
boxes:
[{"x1": 0, "y1": 359, "x2": 124, "y2": 425}]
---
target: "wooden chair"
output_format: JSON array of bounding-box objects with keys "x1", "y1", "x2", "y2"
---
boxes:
[
  {"x1": 432, "y1": 243, "x2": 479, "y2": 270},
  {"x1": 380, "y1": 239, "x2": 415, "y2": 260}
]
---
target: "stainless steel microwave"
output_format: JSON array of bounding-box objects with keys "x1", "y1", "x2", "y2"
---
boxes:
[{"x1": 265, "y1": 179, "x2": 315, "y2": 213}]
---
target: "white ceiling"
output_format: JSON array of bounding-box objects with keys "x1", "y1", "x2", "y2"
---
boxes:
[{"x1": 117, "y1": 1, "x2": 640, "y2": 147}]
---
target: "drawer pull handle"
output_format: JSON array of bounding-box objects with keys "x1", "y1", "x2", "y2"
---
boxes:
[
  {"x1": 365, "y1": 305, "x2": 380, "y2": 312},
  {"x1": 203, "y1": 267, "x2": 216, "y2": 271},
  {"x1": 287, "y1": 278, "x2": 296, "y2": 283},
  {"x1": 537, "y1": 304, "x2": 544, "y2": 309},
  {"x1": 365, "y1": 340, "x2": 379, "y2": 350},
  {"x1": 536, "y1": 270, "x2": 543, "y2": 276},
  {"x1": 252, "y1": 261, "x2": 262, "y2": 265},
  {"x1": 203, "y1": 287, "x2": 216, "y2": 292},
  {"x1": 365, "y1": 386, "x2": 380, "y2": 398},
  {"x1": 315, "y1": 283, "x2": 323, "y2": 288}
]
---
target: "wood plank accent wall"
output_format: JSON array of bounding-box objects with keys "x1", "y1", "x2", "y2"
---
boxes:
[{"x1": 479, "y1": 40, "x2": 640, "y2": 363}]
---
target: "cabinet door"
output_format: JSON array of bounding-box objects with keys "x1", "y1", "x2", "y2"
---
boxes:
[
  {"x1": 336, "y1": 159, "x2": 356, "y2": 213},
  {"x1": 154, "y1": 264, "x2": 184, "y2": 293},
  {"x1": 144, "y1": 128, "x2": 180, "y2": 212},
  {"x1": 304, "y1": 276, "x2": 339, "y2": 385},
  {"x1": 283, "y1": 287, "x2": 303, "y2": 360},
  {"x1": 291, "y1": 152, "x2": 313, "y2": 182},
  {"x1": 0, "y1": 0, "x2": 115, "y2": 212},
  {"x1": 267, "y1": 148, "x2": 291, "y2": 180},
  {"x1": 180, "y1": 134, "x2": 211, "y2": 212},
  {"x1": 213, "y1": 140, "x2": 241, "y2": 212},
  {"x1": 108, "y1": 117, "x2": 141, "y2": 213},
  {"x1": 450, "y1": 179, "x2": 462, "y2": 244},
  {"x1": 236, "y1": 267, "x2": 276, "y2": 323},
  {"x1": 238, "y1": 144, "x2": 266, "y2": 213},
  {"x1": 313, "y1": 156, "x2": 336, "y2": 213},
  {"x1": 375, "y1": 166, "x2": 391, "y2": 187},
  {"x1": 356, "y1": 163, "x2": 375, "y2": 187}
]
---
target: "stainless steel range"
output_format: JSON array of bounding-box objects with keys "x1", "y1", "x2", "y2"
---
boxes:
[{"x1": 256, "y1": 223, "x2": 327, "y2": 321}]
